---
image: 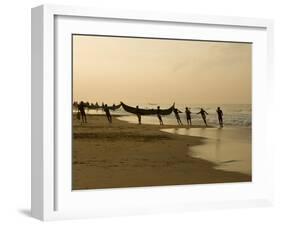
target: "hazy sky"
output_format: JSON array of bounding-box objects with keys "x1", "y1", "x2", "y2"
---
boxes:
[{"x1": 73, "y1": 35, "x2": 251, "y2": 105}]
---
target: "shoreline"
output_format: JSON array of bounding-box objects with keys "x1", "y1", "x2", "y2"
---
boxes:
[{"x1": 72, "y1": 114, "x2": 251, "y2": 190}]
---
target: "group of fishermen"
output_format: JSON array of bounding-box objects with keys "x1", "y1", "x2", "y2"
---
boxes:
[
  {"x1": 155, "y1": 106, "x2": 223, "y2": 127},
  {"x1": 171, "y1": 107, "x2": 223, "y2": 127},
  {"x1": 76, "y1": 101, "x2": 224, "y2": 128},
  {"x1": 76, "y1": 101, "x2": 112, "y2": 124}
]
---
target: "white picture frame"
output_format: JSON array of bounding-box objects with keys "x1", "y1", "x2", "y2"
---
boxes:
[{"x1": 31, "y1": 4, "x2": 274, "y2": 221}]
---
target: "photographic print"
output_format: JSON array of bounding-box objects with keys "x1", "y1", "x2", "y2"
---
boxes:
[{"x1": 72, "y1": 35, "x2": 252, "y2": 190}]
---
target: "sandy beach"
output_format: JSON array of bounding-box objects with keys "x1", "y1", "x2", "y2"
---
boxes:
[{"x1": 72, "y1": 114, "x2": 251, "y2": 190}]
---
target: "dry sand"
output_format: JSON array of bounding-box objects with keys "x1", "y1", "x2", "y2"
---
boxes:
[{"x1": 72, "y1": 115, "x2": 251, "y2": 190}]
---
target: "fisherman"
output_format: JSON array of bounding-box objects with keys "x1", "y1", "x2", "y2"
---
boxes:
[
  {"x1": 94, "y1": 102, "x2": 99, "y2": 111},
  {"x1": 104, "y1": 104, "x2": 112, "y2": 123},
  {"x1": 73, "y1": 102, "x2": 79, "y2": 116},
  {"x1": 197, "y1": 108, "x2": 208, "y2": 126},
  {"x1": 185, "y1": 107, "x2": 192, "y2": 126},
  {"x1": 86, "y1": 101, "x2": 90, "y2": 112},
  {"x1": 173, "y1": 108, "x2": 183, "y2": 125},
  {"x1": 216, "y1": 107, "x2": 223, "y2": 127},
  {"x1": 136, "y1": 105, "x2": 141, "y2": 125},
  {"x1": 78, "y1": 101, "x2": 87, "y2": 123},
  {"x1": 73, "y1": 101, "x2": 78, "y2": 109},
  {"x1": 157, "y1": 106, "x2": 164, "y2": 125}
]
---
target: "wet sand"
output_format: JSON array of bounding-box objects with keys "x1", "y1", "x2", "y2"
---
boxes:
[
  {"x1": 161, "y1": 127, "x2": 251, "y2": 175},
  {"x1": 72, "y1": 115, "x2": 251, "y2": 190}
]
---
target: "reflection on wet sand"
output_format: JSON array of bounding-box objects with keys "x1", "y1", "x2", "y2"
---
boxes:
[{"x1": 161, "y1": 127, "x2": 251, "y2": 175}]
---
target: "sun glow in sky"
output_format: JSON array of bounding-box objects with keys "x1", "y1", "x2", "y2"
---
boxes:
[{"x1": 73, "y1": 35, "x2": 251, "y2": 105}]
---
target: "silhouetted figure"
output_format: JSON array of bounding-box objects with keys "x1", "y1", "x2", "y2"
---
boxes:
[
  {"x1": 216, "y1": 107, "x2": 223, "y2": 127},
  {"x1": 95, "y1": 102, "x2": 99, "y2": 111},
  {"x1": 157, "y1": 106, "x2": 164, "y2": 125},
  {"x1": 86, "y1": 101, "x2": 90, "y2": 112},
  {"x1": 104, "y1": 104, "x2": 112, "y2": 123},
  {"x1": 173, "y1": 108, "x2": 183, "y2": 125},
  {"x1": 185, "y1": 107, "x2": 192, "y2": 126},
  {"x1": 78, "y1": 101, "x2": 87, "y2": 123},
  {"x1": 73, "y1": 101, "x2": 79, "y2": 117},
  {"x1": 197, "y1": 108, "x2": 208, "y2": 126},
  {"x1": 73, "y1": 101, "x2": 78, "y2": 109},
  {"x1": 136, "y1": 106, "x2": 141, "y2": 125}
]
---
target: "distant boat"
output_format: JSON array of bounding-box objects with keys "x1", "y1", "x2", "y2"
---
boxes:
[
  {"x1": 88, "y1": 103, "x2": 121, "y2": 111},
  {"x1": 107, "y1": 104, "x2": 121, "y2": 111},
  {"x1": 120, "y1": 102, "x2": 175, "y2": 115},
  {"x1": 88, "y1": 103, "x2": 100, "y2": 110}
]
